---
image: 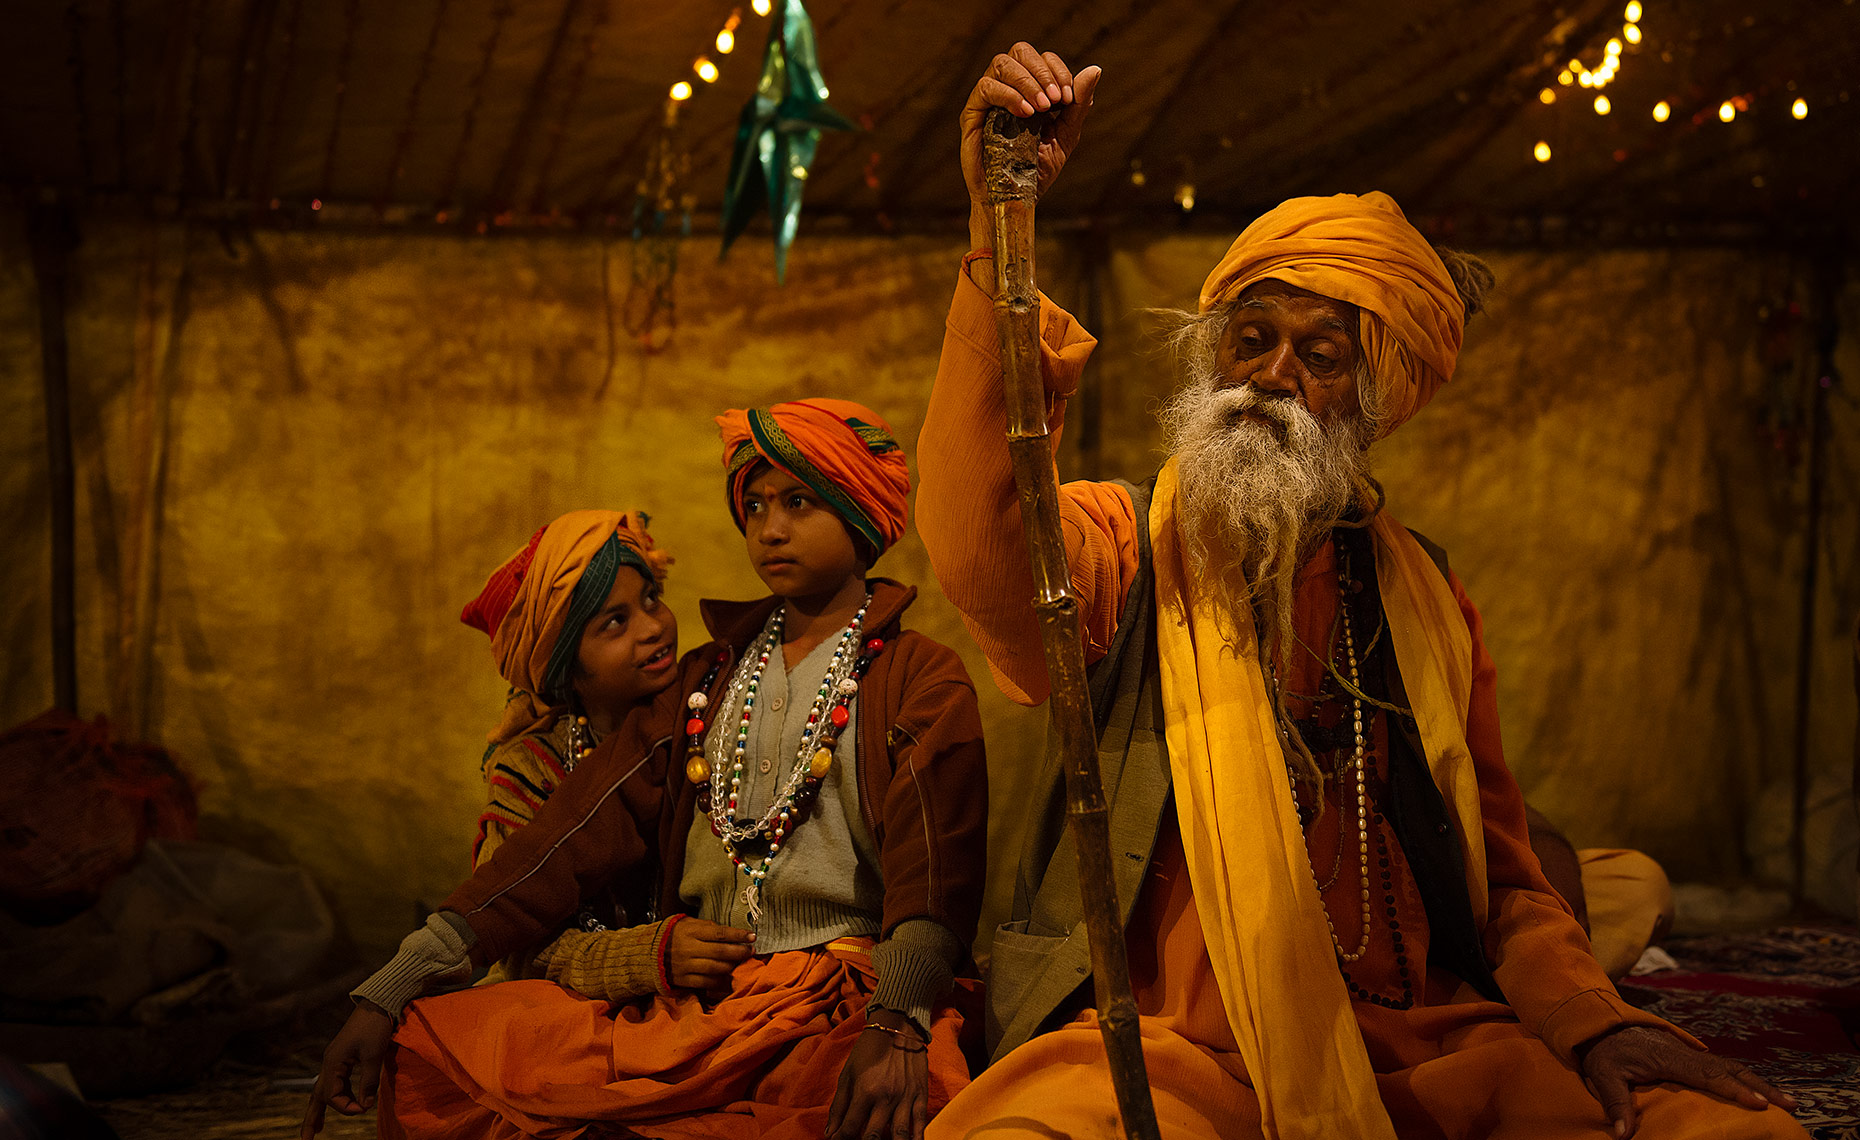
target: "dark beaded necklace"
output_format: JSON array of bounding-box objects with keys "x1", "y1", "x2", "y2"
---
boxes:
[
  {"x1": 1337, "y1": 811, "x2": 1417, "y2": 1010},
  {"x1": 1292, "y1": 544, "x2": 1417, "y2": 1004}
]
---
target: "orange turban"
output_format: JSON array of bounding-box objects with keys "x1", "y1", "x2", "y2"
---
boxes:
[
  {"x1": 1199, "y1": 191, "x2": 1463, "y2": 438},
  {"x1": 715, "y1": 398, "x2": 911, "y2": 553},
  {"x1": 460, "y1": 510, "x2": 671, "y2": 744}
]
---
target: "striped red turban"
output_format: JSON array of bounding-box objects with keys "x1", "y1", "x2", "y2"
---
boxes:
[
  {"x1": 715, "y1": 398, "x2": 911, "y2": 554},
  {"x1": 1199, "y1": 191, "x2": 1464, "y2": 438}
]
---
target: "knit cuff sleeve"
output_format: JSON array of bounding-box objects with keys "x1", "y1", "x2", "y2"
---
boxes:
[
  {"x1": 870, "y1": 919, "x2": 963, "y2": 1036},
  {"x1": 349, "y1": 912, "x2": 475, "y2": 1020},
  {"x1": 537, "y1": 916, "x2": 686, "y2": 1003}
]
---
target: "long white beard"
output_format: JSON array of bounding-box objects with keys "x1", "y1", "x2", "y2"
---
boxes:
[{"x1": 1159, "y1": 378, "x2": 1375, "y2": 668}]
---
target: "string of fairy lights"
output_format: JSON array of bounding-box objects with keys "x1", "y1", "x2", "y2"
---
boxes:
[
  {"x1": 666, "y1": 0, "x2": 774, "y2": 108},
  {"x1": 1531, "y1": 0, "x2": 1814, "y2": 164}
]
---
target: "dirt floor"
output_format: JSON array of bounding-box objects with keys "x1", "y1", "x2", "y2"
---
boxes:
[
  {"x1": 97, "y1": 1062, "x2": 376, "y2": 1140},
  {"x1": 80, "y1": 996, "x2": 378, "y2": 1140}
]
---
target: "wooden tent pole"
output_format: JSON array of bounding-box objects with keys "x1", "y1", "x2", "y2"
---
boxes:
[
  {"x1": 28, "y1": 200, "x2": 79, "y2": 713},
  {"x1": 1790, "y1": 253, "x2": 1844, "y2": 906},
  {"x1": 981, "y1": 107, "x2": 1161, "y2": 1140}
]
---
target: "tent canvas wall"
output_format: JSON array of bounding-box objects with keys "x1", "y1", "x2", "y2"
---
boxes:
[{"x1": 3, "y1": 218, "x2": 1853, "y2": 956}]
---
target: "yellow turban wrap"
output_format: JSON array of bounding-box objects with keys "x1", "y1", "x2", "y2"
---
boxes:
[
  {"x1": 1199, "y1": 191, "x2": 1463, "y2": 438},
  {"x1": 461, "y1": 510, "x2": 671, "y2": 745}
]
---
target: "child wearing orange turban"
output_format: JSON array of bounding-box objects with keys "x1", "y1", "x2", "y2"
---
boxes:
[
  {"x1": 716, "y1": 396, "x2": 913, "y2": 559},
  {"x1": 310, "y1": 400, "x2": 988, "y2": 1140}
]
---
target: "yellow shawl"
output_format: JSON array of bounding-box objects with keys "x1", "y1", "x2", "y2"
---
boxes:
[{"x1": 1150, "y1": 459, "x2": 1487, "y2": 1139}]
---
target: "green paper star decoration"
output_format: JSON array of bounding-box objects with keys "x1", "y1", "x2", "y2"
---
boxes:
[{"x1": 719, "y1": 0, "x2": 854, "y2": 282}]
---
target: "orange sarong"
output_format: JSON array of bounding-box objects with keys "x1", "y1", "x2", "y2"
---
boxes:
[{"x1": 383, "y1": 938, "x2": 970, "y2": 1140}]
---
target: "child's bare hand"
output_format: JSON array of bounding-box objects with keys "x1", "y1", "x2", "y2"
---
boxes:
[{"x1": 666, "y1": 918, "x2": 756, "y2": 992}]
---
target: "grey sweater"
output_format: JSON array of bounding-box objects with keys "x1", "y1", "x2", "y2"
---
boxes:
[{"x1": 679, "y1": 617, "x2": 960, "y2": 1031}]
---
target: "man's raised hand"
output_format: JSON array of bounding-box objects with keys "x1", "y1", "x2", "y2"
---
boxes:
[{"x1": 960, "y1": 43, "x2": 1101, "y2": 242}]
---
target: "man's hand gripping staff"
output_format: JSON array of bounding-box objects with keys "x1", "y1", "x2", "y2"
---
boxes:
[{"x1": 971, "y1": 44, "x2": 1162, "y2": 1140}]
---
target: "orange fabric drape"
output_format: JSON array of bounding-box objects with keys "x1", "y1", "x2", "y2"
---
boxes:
[{"x1": 384, "y1": 939, "x2": 970, "y2": 1140}]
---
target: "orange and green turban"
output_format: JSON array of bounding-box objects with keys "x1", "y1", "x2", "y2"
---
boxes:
[
  {"x1": 460, "y1": 509, "x2": 671, "y2": 744},
  {"x1": 715, "y1": 398, "x2": 911, "y2": 554},
  {"x1": 1199, "y1": 191, "x2": 1464, "y2": 438}
]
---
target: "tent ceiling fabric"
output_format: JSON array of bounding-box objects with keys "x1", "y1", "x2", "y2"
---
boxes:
[{"x1": 1, "y1": 0, "x2": 1854, "y2": 235}]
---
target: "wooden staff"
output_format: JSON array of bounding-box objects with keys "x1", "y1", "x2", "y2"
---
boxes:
[{"x1": 982, "y1": 106, "x2": 1161, "y2": 1140}]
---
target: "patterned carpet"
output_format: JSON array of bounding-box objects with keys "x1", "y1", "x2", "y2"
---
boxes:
[{"x1": 1618, "y1": 926, "x2": 1860, "y2": 1139}]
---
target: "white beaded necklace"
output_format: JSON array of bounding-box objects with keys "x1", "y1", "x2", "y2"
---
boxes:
[{"x1": 1321, "y1": 573, "x2": 1373, "y2": 963}]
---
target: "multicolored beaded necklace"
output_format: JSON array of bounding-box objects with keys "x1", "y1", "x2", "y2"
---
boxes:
[
  {"x1": 679, "y1": 593, "x2": 884, "y2": 922},
  {"x1": 564, "y1": 715, "x2": 597, "y2": 771}
]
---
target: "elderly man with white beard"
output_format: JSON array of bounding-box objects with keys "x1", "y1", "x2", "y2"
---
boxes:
[{"x1": 913, "y1": 42, "x2": 1805, "y2": 1140}]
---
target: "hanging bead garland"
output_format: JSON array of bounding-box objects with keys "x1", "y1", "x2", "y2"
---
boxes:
[
  {"x1": 1292, "y1": 545, "x2": 1417, "y2": 1007},
  {"x1": 1283, "y1": 548, "x2": 1375, "y2": 965},
  {"x1": 679, "y1": 595, "x2": 884, "y2": 921},
  {"x1": 1322, "y1": 557, "x2": 1373, "y2": 963},
  {"x1": 1338, "y1": 822, "x2": 1416, "y2": 1010},
  {"x1": 683, "y1": 646, "x2": 731, "y2": 784}
]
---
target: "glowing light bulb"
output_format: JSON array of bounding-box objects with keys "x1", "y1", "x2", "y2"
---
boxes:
[
  {"x1": 1792, "y1": 98, "x2": 1808, "y2": 119},
  {"x1": 1579, "y1": 72, "x2": 1595, "y2": 87},
  {"x1": 1719, "y1": 100, "x2": 1735, "y2": 122},
  {"x1": 1606, "y1": 37, "x2": 1623, "y2": 55},
  {"x1": 1594, "y1": 94, "x2": 1611, "y2": 114},
  {"x1": 1652, "y1": 100, "x2": 1670, "y2": 121},
  {"x1": 1570, "y1": 58, "x2": 1584, "y2": 72},
  {"x1": 670, "y1": 81, "x2": 693, "y2": 101},
  {"x1": 1533, "y1": 141, "x2": 1552, "y2": 162},
  {"x1": 1558, "y1": 70, "x2": 1574, "y2": 85},
  {"x1": 695, "y1": 57, "x2": 718, "y2": 82},
  {"x1": 791, "y1": 165, "x2": 808, "y2": 180},
  {"x1": 1625, "y1": 0, "x2": 1642, "y2": 20},
  {"x1": 752, "y1": 0, "x2": 771, "y2": 15},
  {"x1": 1175, "y1": 182, "x2": 1196, "y2": 211},
  {"x1": 716, "y1": 28, "x2": 735, "y2": 53},
  {"x1": 1540, "y1": 87, "x2": 1557, "y2": 104},
  {"x1": 1624, "y1": 23, "x2": 1641, "y2": 44}
]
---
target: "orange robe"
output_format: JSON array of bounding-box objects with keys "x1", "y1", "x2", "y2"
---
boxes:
[
  {"x1": 917, "y1": 270, "x2": 1805, "y2": 1140},
  {"x1": 383, "y1": 939, "x2": 970, "y2": 1140}
]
